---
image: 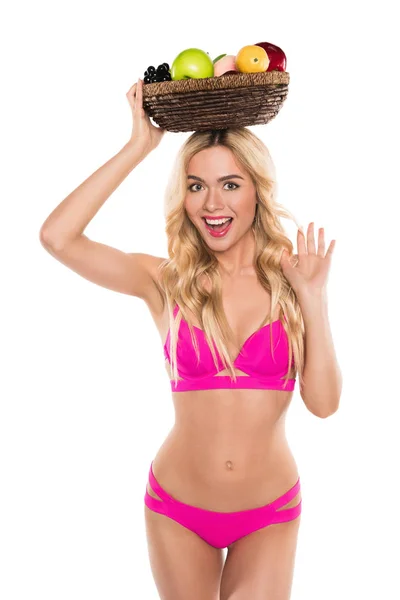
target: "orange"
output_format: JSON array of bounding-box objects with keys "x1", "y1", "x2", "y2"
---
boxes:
[{"x1": 235, "y1": 45, "x2": 270, "y2": 73}]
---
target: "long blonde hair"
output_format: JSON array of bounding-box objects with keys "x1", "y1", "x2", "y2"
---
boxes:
[{"x1": 156, "y1": 127, "x2": 305, "y2": 391}]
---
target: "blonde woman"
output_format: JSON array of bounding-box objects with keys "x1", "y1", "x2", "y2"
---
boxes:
[{"x1": 39, "y1": 78, "x2": 342, "y2": 600}]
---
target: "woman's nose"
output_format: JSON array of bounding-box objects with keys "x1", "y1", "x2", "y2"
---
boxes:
[{"x1": 203, "y1": 189, "x2": 224, "y2": 210}]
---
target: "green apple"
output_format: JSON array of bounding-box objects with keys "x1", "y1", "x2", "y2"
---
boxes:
[{"x1": 170, "y1": 48, "x2": 214, "y2": 80}]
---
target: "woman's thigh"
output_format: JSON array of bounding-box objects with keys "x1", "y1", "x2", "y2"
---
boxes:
[
  {"x1": 144, "y1": 484, "x2": 224, "y2": 600},
  {"x1": 219, "y1": 490, "x2": 302, "y2": 600}
]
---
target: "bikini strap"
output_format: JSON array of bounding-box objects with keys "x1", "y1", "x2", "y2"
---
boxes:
[
  {"x1": 148, "y1": 462, "x2": 174, "y2": 503},
  {"x1": 268, "y1": 477, "x2": 301, "y2": 511}
]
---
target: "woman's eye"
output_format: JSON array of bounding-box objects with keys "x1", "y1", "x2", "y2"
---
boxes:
[{"x1": 188, "y1": 182, "x2": 239, "y2": 192}]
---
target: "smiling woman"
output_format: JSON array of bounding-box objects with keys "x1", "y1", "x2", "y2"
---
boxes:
[
  {"x1": 188, "y1": 174, "x2": 241, "y2": 232},
  {"x1": 159, "y1": 129, "x2": 305, "y2": 393},
  {"x1": 141, "y1": 128, "x2": 340, "y2": 600},
  {"x1": 39, "y1": 114, "x2": 339, "y2": 599},
  {"x1": 183, "y1": 150, "x2": 260, "y2": 247}
]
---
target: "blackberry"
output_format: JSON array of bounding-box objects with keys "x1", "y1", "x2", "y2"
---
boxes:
[{"x1": 143, "y1": 62, "x2": 172, "y2": 84}]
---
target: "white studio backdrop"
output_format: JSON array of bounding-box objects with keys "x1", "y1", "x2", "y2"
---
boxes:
[{"x1": 1, "y1": 0, "x2": 399, "y2": 598}]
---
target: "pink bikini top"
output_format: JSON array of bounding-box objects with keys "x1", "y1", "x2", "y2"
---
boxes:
[{"x1": 163, "y1": 303, "x2": 296, "y2": 393}]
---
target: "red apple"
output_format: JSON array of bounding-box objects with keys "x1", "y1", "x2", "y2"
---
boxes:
[{"x1": 254, "y1": 42, "x2": 286, "y2": 71}]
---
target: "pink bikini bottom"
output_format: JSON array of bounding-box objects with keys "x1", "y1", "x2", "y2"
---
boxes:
[{"x1": 144, "y1": 461, "x2": 302, "y2": 549}]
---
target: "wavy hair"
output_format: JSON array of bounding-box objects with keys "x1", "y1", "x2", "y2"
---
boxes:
[{"x1": 156, "y1": 127, "x2": 305, "y2": 391}]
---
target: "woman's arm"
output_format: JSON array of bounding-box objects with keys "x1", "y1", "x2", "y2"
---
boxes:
[
  {"x1": 298, "y1": 290, "x2": 342, "y2": 418},
  {"x1": 39, "y1": 140, "x2": 149, "y2": 249},
  {"x1": 280, "y1": 224, "x2": 341, "y2": 417},
  {"x1": 38, "y1": 140, "x2": 165, "y2": 309}
]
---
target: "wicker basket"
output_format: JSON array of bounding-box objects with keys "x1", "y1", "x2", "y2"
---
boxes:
[{"x1": 142, "y1": 71, "x2": 290, "y2": 133}]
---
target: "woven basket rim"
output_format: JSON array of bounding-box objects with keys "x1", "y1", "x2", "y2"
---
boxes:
[{"x1": 142, "y1": 71, "x2": 290, "y2": 97}]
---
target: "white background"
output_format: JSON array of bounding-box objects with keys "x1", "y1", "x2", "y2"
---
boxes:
[{"x1": 1, "y1": 0, "x2": 399, "y2": 598}]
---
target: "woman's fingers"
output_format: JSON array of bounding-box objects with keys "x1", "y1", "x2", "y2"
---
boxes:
[
  {"x1": 136, "y1": 78, "x2": 142, "y2": 102},
  {"x1": 135, "y1": 79, "x2": 145, "y2": 117},
  {"x1": 126, "y1": 80, "x2": 145, "y2": 117},
  {"x1": 126, "y1": 81, "x2": 139, "y2": 108},
  {"x1": 126, "y1": 83, "x2": 135, "y2": 110},
  {"x1": 126, "y1": 81, "x2": 136, "y2": 94},
  {"x1": 126, "y1": 82, "x2": 137, "y2": 100}
]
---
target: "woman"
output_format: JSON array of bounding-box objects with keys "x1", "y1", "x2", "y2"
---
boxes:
[{"x1": 39, "y1": 78, "x2": 342, "y2": 599}]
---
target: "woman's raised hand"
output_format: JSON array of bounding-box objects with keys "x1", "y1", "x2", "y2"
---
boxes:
[{"x1": 126, "y1": 78, "x2": 166, "y2": 154}]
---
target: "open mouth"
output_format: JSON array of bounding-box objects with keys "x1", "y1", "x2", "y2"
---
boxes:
[{"x1": 202, "y1": 217, "x2": 233, "y2": 232}]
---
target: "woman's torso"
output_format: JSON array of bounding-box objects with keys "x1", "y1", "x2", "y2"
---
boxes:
[{"x1": 145, "y1": 267, "x2": 299, "y2": 511}]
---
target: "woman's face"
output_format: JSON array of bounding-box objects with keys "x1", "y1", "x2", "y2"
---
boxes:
[{"x1": 184, "y1": 146, "x2": 257, "y2": 248}]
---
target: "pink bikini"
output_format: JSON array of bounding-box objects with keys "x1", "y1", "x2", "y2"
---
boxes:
[
  {"x1": 163, "y1": 302, "x2": 296, "y2": 392},
  {"x1": 144, "y1": 302, "x2": 301, "y2": 549}
]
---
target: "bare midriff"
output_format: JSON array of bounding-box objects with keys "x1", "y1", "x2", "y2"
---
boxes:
[{"x1": 150, "y1": 375, "x2": 299, "y2": 513}]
